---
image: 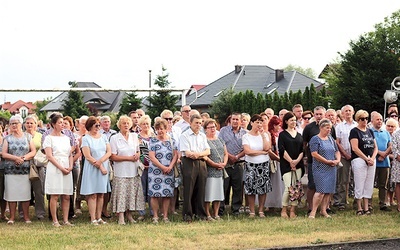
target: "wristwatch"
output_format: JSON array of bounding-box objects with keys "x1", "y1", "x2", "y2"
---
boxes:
[{"x1": 22, "y1": 156, "x2": 26, "y2": 161}]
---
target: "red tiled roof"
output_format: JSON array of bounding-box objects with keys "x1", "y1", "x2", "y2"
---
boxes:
[{"x1": 1, "y1": 100, "x2": 36, "y2": 114}]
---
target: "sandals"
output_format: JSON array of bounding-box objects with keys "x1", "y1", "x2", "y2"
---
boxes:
[
  {"x1": 7, "y1": 220, "x2": 15, "y2": 225},
  {"x1": 52, "y1": 221, "x2": 61, "y2": 227},
  {"x1": 63, "y1": 221, "x2": 74, "y2": 227},
  {"x1": 356, "y1": 210, "x2": 364, "y2": 216},
  {"x1": 249, "y1": 213, "x2": 255, "y2": 218},
  {"x1": 259, "y1": 212, "x2": 265, "y2": 218},
  {"x1": 363, "y1": 209, "x2": 372, "y2": 215},
  {"x1": 152, "y1": 217, "x2": 159, "y2": 224},
  {"x1": 97, "y1": 218, "x2": 107, "y2": 225}
]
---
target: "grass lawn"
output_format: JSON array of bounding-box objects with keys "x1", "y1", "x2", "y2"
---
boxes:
[{"x1": 1, "y1": 195, "x2": 400, "y2": 249}]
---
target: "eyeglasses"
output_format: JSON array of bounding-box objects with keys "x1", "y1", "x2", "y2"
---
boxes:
[
  {"x1": 10, "y1": 122, "x2": 20, "y2": 126},
  {"x1": 164, "y1": 118, "x2": 173, "y2": 121},
  {"x1": 390, "y1": 115, "x2": 398, "y2": 118},
  {"x1": 94, "y1": 124, "x2": 101, "y2": 128},
  {"x1": 206, "y1": 126, "x2": 216, "y2": 129},
  {"x1": 182, "y1": 110, "x2": 191, "y2": 113},
  {"x1": 358, "y1": 117, "x2": 368, "y2": 121},
  {"x1": 387, "y1": 125, "x2": 396, "y2": 128},
  {"x1": 303, "y1": 117, "x2": 312, "y2": 120}
]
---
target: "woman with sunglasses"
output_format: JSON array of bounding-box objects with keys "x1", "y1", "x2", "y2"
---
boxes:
[
  {"x1": 349, "y1": 110, "x2": 378, "y2": 215},
  {"x1": 80, "y1": 116, "x2": 112, "y2": 225},
  {"x1": 161, "y1": 109, "x2": 182, "y2": 215},
  {"x1": 300, "y1": 111, "x2": 313, "y2": 135}
]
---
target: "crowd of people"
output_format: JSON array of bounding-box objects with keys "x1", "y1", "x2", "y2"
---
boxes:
[{"x1": 0, "y1": 103, "x2": 399, "y2": 226}]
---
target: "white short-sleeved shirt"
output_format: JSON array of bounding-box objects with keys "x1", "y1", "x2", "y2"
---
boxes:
[
  {"x1": 109, "y1": 133, "x2": 140, "y2": 177},
  {"x1": 179, "y1": 128, "x2": 209, "y2": 156},
  {"x1": 242, "y1": 133, "x2": 270, "y2": 164}
]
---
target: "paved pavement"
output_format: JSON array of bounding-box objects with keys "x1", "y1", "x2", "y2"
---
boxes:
[{"x1": 266, "y1": 238, "x2": 400, "y2": 250}]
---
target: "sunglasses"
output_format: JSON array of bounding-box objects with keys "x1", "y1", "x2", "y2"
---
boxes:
[
  {"x1": 390, "y1": 115, "x2": 398, "y2": 118},
  {"x1": 303, "y1": 117, "x2": 312, "y2": 120},
  {"x1": 181, "y1": 110, "x2": 191, "y2": 113},
  {"x1": 358, "y1": 117, "x2": 368, "y2": 121},
  {"x1": 94, "y1": 124, "x2": 101, "y2": 128},
  {"x1": 164, "y1": 118, "x2": 173, "y2": 121}
]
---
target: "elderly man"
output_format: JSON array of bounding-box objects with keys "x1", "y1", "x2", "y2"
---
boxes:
[
  {"x1": 264, "y1": 108, "x2": 274, "y2": 119},
  {"x1": 334, "y1": 105, "x2": 357, "y2": 210},
  {"x1": 99, "y1": 115, "x2": 117, "y2": 140},
  {"x1": 180, "y1": 114, "x2": 210, "y2": 222},
  {"x1": 279, "y1": 109, "x2": 288, "y2": 121},
  {"x1": 174, "y1": 105, "x2": 192, "y2": 132},
  {"x1": 218, "y1": 112, "x2": 247, "y2": 216},
  {"x1": 370, "y1": 111, "x2": 392, "y2": 211}
]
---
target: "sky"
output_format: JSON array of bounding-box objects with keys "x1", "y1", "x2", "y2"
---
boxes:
[{"x1": 1, "y1": 0, "x2": 400, "y2": 104}]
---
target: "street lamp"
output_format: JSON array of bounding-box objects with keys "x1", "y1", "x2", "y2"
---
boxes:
[
  {"x1": 148, "y1": 70, "x2": 152, "y2": 107},
  {"x1": 383, "y1": 76, "x2": 400, "y2": 119}
]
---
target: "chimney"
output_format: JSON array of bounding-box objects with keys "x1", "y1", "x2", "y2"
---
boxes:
[
  {"x1": 275, "y1": 69, "x2": 284, "y2": 82},
  {"x1": 235, "y1": 65, "x2": 242, "y2": 74}
]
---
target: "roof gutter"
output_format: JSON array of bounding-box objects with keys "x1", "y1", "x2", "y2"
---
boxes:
[{"x1": 231, "y1": 65, "x2": 245, "y2": 90}]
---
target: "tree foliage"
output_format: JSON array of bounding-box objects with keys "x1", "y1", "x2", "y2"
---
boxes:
[
  {"x1": 118, "y1": 92, "x2": 142, "y2": 117},
  {"x1": 284, "y1": 64, "x2": 316, "y2": 79},
  {"x1": 327, "y1": 10, "x2": 400, "y2": 113},
  {"x1": 34, "y1": 97, "x2": 52, "y2": 123},
  {"x1": 209, "y1": 84, "x2": 327, "y2": 125},
  {"x1": 62, "y1": 81, "x2": 91, "y2": 120},
  {"x1": 145, "y1": 66, "x2": 179, "y2": 118}
]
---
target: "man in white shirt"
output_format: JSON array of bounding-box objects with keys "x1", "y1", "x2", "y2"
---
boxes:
[
  {"x1": 179, "y1": 114, "x2": 210, "y2": 222},
  {"x1": 334, "y1": 105, "x2": 357, "y2": 210}
]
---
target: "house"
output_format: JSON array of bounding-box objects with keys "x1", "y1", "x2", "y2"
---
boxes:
[
  {"x1": 176, "y1": 65, "x2": 324, "y2": 112},
  {"x1": 40, "y1": 82, "x2": 126, "y2": 117},
  {"x1": 1, "y1": 100, "x2": 36, "y2": 118}
]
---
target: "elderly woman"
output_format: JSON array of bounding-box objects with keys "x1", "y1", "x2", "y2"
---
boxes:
[
  {"x1": 242, "y1": 114, "x2": 272, "y2": 218},
  {"x1": 389, "y1": 118, "x2": 400, "y2": 211},
  {"x1": 203, "y1": 119, "x2": 227, "y2": 221},
  {"x1": 2, "y1": 115, "x2": 36, "y2": 224},
  {"x1": 278, "y1": 112, "x2": 304, "y2": 218},
  {"x1": 160, "y1": 109, "x2": 182, "y2": 215},
  {"x1": 148, "y1": 119, "x2": 178, "y2": 223},
  {"x1": 137, "y1": 115, "x2": 155, "y2": 221},
  {"x1": 386, "y1": 118, "x2": 398, "y2": 207},
  {"x1": 308, "y1": 118, "x2": 340, "y2": 218},
  {"x1": 21, "y1": 115, "x2": 46, "y2": 220},
  {"x1": 80, "y1": 116, "x2": 112, "y2": 225},
  {"x1": 110, "y1": 115, "x2": 144, "y2": 225},
  {"x1": 350, "y1": 110, "x2": 378, "y2": 215},
  {"x1": 44, "y1": 113, "x2": 74, "y2": 227}
]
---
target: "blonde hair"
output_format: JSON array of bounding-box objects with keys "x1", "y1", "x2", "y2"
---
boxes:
[
  {"x1": 117, "y1": 115, "x2": 132, "y2": 129},
  {"x1": 354, "y1": 110, "x2": 369, "y2": 121}
]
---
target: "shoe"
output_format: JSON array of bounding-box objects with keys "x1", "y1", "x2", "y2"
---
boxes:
[
  {"x1": 338, "y1": 205, "x2": 346, "y2": 211},
  {"x1": 97, "y1": 218, "x2": 107, "y2": 225},
  {"x1": 101, "y1": 212, "x2": 112, "y2": 219},
  {"x1": 25, "y1": 220, "x2": 32, "y2": 224},
  {"x1": 249, "y1": 213, "x2": 255, "y2": 218},
  {"x1": 172, "y1": 211, "x2": 179, "y2": 215},
  {"x1": 308, "y1": 215, "x2": 315, "y2": 219},
  {"x1": 356, "y1": 210, "x2": 364, "y2": 216},
  {"x1": 91, "y1": 220, "x2": 99, "y2": 226},
  {"x1": 258, "y1": 212, "x2": 265, "y2": 218},
  {"x1": 152, "y1": 217, "x2": 159, "y2": 224},
  {"x1": 137, "y1": 216, "x2": 145, "y2": 222},
  {"x1": 52, "y1": 221, "x2": 61, "y2": 227},
  {"x1": 245, "y1": 206, "x2": 251, "y2": 214},
  {"x1": 326, "y1": 208, "x2": 335, "y2": 214},
  {"x1": 206, "y1": 216, "x2": 215, "y2": 222},
  {"x1": 214, "y1": 216, "x2": 222, "y2": 221},
  {"x1": 289, "y1": 213, "x2": 297, "y2": 219},
  {"x1": 307, "y1": 209, "x2": 312, "y2": 216},
  {"x1": 127, "y1": 217, "x2": 137, "y2": 224},
  {"x1": 239, "y1": 206, "x2": 245, "y2": 213},
  {"x1": 63, "y1": 221, "x2": 74, "y2": 227},
  {"x1": 118, "y1": 219, "x2": 126, "y2": 225},
  {"x1": 320, "y1": 213, "x2": 331, "y2": 218},
  {"x1": 0, "y1": 216, "x2": 9, "y2": 222},
  {"x1": 163, "y1": 218, "x2": 170, "y2": 223},
  {"x1": 7, "y1": 220, "x2": 15, "y2": 225},
  {"x1": 281, "y1": 212, "x2": 289, "y2": 219},
  {"x1": 364, "y1": 209, "x2": 372, "y2": 215},
  {"x1": 380, "y1": 206, "x2": 392, "y2": 212},
  {"x1": 75, "y1": 209, "x2": 82, "y2": 215}
]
